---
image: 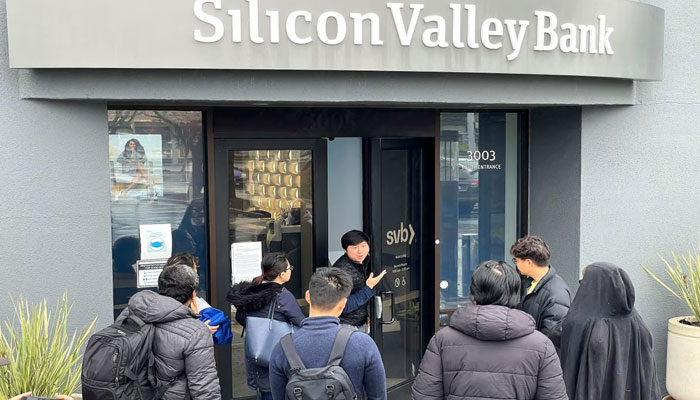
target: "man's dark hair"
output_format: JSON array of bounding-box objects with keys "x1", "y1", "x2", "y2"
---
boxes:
[
  {"x1": 308, "y1": 267, "x2": 353, "y2": 310},
  {"x1": 470, "y1": 260, "x2": 521, "y2": 308},
  {"x1": 510, "y1": 235, "x2": 551, "y2": 267},
  {"x1": 341, "y1": 230, "x2": 370, "y2": 250},
  {"x1": 166, "y1": 252, "x2": 200, "y2": 270},
  {"x1": 158, "y1": 264, "x2": 199, "y2": 304}
]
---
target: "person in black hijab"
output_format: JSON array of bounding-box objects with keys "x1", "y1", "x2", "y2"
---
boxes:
[{"x1": 558, "y1": 262, "x2": 660, "y2": 400}]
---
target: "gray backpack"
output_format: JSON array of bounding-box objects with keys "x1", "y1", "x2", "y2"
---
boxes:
[{"x1": 280, "y1": 326, "x2": 358, "y2": 400}]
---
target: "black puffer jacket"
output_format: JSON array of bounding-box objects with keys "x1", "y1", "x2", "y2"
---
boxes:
[
  {"x1": 412, "y1": 304, "x2": 568, "y2": 400},
  {"x1": 519, "y1": 266, "x2": 571, "y2": 336},
  {"x1": 332, "y1": 254, "x2": 370, "y2": 326},
  {"x1": 227, "y1": 281, "x2": 305, "y2": 392}
]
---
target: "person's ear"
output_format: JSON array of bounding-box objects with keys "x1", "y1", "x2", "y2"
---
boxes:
[
  {"x1": 305, "y1": 290, "x2": 311, "y2": 305},
  {"x1": 337, "y1": 298, "x2": 348, "y2": 313}
]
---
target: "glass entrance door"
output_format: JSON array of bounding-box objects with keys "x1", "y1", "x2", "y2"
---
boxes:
[
  {"x1": 366, "y1": 138, "x2": 435, "y2": 399},
  {"x1": 213, "y1": 139, "x2": 328, "y2": 400}
]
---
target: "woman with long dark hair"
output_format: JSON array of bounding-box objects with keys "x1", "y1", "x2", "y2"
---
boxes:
[
  {"x1": 226, "y1": 252, "x2": 305, "y2": 400},
  {"x1": 116, "y1": 138, "x2": 152, "y2": 195}
]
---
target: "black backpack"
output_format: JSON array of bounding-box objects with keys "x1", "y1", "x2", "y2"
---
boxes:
[
  {"x1": 81, "y1": 314, "x2": 157, "y2": 400},
  {"x1": 280, "y1": 326, "x2": 358, "y2": 400}
]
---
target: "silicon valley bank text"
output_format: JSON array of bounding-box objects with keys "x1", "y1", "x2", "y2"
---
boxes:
[{"x1": 194, "y1": 0, "x2": 615, "y2": 61}]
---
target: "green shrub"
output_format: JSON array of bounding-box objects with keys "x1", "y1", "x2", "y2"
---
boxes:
[
  {"x1": 643, "y1": 251, "x2": 700, "y2": 323},
  {"x1": 0, "y1": 293, "x2": 96, "y2": 399}
]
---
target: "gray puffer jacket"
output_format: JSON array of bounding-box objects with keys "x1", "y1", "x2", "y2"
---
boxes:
[
  {"x1": 117, "y1": 291, "x2": 222, "y2": 400},
  {"x1": 412, "y1": 304, "x2": 568, "y2": 400}
]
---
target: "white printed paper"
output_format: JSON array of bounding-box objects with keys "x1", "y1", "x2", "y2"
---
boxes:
[
  {"x1": 139, "y1": 224, "x2": 172, "y2": 260},
  {"x1": 137, "y1": 259, "x2": 167, "y2": 288},
  {"x1": 231, "y1": 242, "x2": 263, "y2": 283}
]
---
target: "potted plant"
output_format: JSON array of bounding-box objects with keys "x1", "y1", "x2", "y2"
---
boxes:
[
  {"x1": 0, "y1": 294, "x2": 95, "y2": 400},
  {"x1": 643, "y1": 251, "x2": 700, "y2": 400}
]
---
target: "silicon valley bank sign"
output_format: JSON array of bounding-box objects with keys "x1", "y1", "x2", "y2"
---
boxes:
[
  {"x1": 195, "y1": 0, "x2": 615, "y2": 61},
  {"x1": 6, "y1": 0, "x2": 664, "y2": 80}
]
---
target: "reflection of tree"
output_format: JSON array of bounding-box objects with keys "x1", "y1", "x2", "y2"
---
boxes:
[
  {"x1": 108, "y1": 110, "x2": 138, "y2": 134},
  {"x1": 108, "y1": 110, "x2": 204, "y2": 200}
]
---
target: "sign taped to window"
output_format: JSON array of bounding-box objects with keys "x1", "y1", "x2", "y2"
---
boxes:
[
  {"x1": 137, "y1": 259, "x2": 168, "y2": 288},
  {"x1": 231, "y1": 241, "x2": 263, "y2": 284}
]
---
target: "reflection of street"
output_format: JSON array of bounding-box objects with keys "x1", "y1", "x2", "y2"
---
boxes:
[
  {"x1": 111, "y1": 198, "x2": 189, "y2": 241},
  {"x1": 458, "y1": 214, "x2": 478, "y2": 235}
]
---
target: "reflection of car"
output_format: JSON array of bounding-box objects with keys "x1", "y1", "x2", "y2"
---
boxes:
[{"x1": 458, "y1": 165, "x2": 478, "y2": 215}]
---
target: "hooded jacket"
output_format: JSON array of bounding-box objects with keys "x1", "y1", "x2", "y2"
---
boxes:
[
  {"x1": 226, "y1": 281, "x2": 305, "y2": 392},
  {"x1": 117, "y1": 290, "x2": 221, "y2": 400},
  {"x1": 411, "y1": 304, "x2": 568, "y2": 400},
  {"x1": 519, "y1": 266, "x2": 571, "y2": 336},
  {"x1": 558, "y1": 262, "x2": 660, "y2": 400}
]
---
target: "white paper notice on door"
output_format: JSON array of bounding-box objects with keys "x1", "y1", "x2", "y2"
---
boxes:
[
  {"x1": 139, "y1": 224, "x2": 172, "y2": 260},
  {"x1": 231, "y1": 241, "x2": 263, "y2": 283}
]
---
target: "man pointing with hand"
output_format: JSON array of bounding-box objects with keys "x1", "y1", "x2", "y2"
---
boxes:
[{"x1": 332, "y1": 230, "x2": 387, "y2": 333}]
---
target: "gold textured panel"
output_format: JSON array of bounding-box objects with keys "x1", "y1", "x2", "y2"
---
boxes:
[
  {"x1": 294, "y1": 175, "x2": 301, "y2": 187},
  {"x1": 289, "y1": 162, "x2": 299, "y2": 174},
  {"x1": 271, "y1": 174, "x2": 282, "y2": 186},
  {"x1": 278, "y1": 161, "x2": 287, "y2": 173},
  {"x1": 261, "y1": 173, "x2": 271, "y2": 185},
  {"x1": 257, "y1": 185, "x2": 266, "y2": 196}
]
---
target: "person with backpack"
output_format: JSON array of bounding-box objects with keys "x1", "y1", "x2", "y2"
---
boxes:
[
  {"x1": 411, "y1": 260, "x2": 567, "y2": 400},
  {"x1": 226, "y1": 252, "x2": 305, "y2": 400},
  {"x1": 268, "y1": 267, "x2": 387, "y2": 400},
  {"x1": 82, "y1": 264, "x2": 221, "y2": 400}
]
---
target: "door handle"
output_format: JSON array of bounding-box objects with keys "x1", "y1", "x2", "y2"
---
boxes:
[{"x1": 379, "y1": 291, "x2": 396, "y2": 324}]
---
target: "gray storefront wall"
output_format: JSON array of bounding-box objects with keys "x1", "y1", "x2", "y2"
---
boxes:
[{"x1": 2, "y1": 0, "x2": 697, "y2": 394}]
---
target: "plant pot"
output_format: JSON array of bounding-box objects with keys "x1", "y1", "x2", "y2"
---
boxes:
[{"x1": 666, "y1": 317, "x2": 700, "y2": 400}]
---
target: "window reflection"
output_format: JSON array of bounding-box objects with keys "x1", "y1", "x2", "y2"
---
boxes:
[
  {"x1": 439, "y1": 113, "x2": 520, "y2": 312},
  {"x1": 108, "y1": 110, "x2": 207, "y2": 319}
]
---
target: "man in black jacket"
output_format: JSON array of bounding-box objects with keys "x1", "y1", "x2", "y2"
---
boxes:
[
  {"x1": 331, "y1": 230, "x2": 386, "y2": 332},
  {"x1": 510, "y1": 235, "x2": 571, "y2": 336}
]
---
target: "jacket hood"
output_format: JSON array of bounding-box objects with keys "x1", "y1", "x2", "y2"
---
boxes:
[
  {"x1": 226, "y1": 281, "x2": 284, "y2": 311},
  {"x1": 449, "y1": 304, "x2": 536, "y2": 341},
  {"x1": 126, "y1": 290, "x2": 196, "y2": 324},
  {"x1": 571, "y1": 261, "x2": 635, "y2": 317}
]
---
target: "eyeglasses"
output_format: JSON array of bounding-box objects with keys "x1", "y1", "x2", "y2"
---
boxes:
[
  {"x1": 287, "y1": 265, "x2": 295, "y2": 272},
  {"x1": 511, "y1": 257, "x2": 518, "y2": 266}
]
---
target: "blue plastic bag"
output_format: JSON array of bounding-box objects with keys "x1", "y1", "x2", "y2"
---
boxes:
[{"x1": 199, "y1": 307, "x2": 233, "y2": 345}]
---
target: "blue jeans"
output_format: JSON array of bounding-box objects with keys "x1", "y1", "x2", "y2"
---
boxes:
[{"x1": 258, "y1": 390, "x2": 273, "y2": 400}]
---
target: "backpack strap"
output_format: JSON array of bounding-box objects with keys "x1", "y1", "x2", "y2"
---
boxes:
[
  {"x1": 280, "y1": 333, "x2": 306, "y2": 373},
  {"x1": 327, "y1": 326, "x2": 356, "y2": 367},
  {"x1": 126, "y1": 314, "x2": 146, "y2": 327}
]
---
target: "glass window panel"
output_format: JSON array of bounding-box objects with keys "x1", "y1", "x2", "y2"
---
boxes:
[
  {"x1": 439, "y1": 112, "x2": 520, "y2": 313},
  {"x1": 108, "y1": 110, "x2": 207, "y2": 320},
  {"x1": 228, "y1": 148, "x2": 314, "y2": 399}
]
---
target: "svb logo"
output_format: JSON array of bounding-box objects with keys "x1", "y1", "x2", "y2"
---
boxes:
[{"x1": 386, "y1": 222, "x2": 415, "y2": 246}]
